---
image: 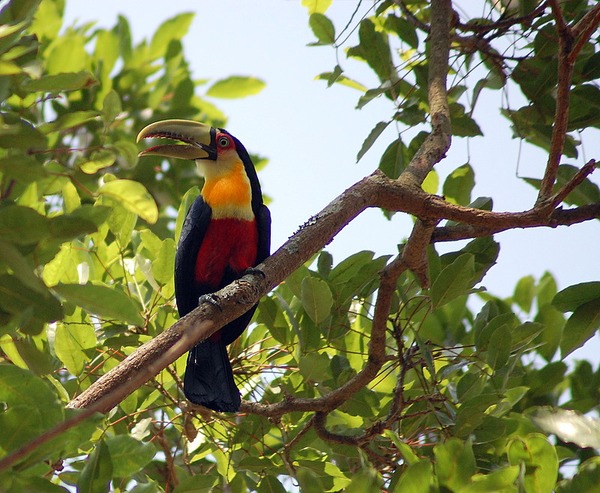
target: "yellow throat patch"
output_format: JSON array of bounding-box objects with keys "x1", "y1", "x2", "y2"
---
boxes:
[{"x1": 197, "y1": 158, "x2": 254, "y2": 220}]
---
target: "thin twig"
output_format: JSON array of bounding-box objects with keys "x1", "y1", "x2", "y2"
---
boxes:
[{"x1": 548, "y1": 159, "x2": 598, "y2": 209}]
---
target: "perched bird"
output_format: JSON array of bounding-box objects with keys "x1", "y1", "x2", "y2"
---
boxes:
[{"x1": 137, "y1": 120, "x2": 271, "y2": 412}]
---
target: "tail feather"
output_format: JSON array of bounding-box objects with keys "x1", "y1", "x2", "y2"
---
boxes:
[{"x1": 183, "y1": 340, "x2": 240, "y2": 412}]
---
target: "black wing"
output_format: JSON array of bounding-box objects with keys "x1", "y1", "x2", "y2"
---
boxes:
[
  {"x1": 255, "y1": 203, "x2": 271, "y2": 264},
  {"x1": 174, "y1": 196, "x2": 212, "y2": 317}
]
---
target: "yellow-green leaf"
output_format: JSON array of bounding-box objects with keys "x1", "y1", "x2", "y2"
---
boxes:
[
  {"x1": 98, "y1": 179, "x2": 158, "y2": 224},
  {"x1": 207, "y1": 76, "x2": 266, "y2": 99}
]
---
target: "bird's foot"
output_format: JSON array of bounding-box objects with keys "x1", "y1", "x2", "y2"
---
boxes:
[{"x1": 198, "y1": 293, "x2": 222, "y2": 311}]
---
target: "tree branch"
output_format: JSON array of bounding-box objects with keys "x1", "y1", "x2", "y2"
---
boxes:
[
  {"x1": 431, "y1": 202, "x2": 600, "y2": 242},
  {"x1": 400, "y1": 0, "x2": 451, "y2": 186},
  {"x1": 537, "y1": 0, "x2": 575, "y2": 206}
]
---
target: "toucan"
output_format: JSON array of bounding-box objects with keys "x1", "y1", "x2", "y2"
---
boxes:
[{"x1": 137, "y1": 120, "x2": 271, "y2": 412}]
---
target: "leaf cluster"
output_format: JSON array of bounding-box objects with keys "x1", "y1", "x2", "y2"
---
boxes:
[{"x1": 0, "y1": 0, "x2": 599, "y2": 492}]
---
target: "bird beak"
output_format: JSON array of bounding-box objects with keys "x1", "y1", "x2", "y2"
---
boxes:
[{"x1": 136, "y1": 119, "x2": 217, "y2": 160}]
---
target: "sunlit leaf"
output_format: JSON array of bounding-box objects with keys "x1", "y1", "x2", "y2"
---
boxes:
[
  {"x1": 97, "y1": 179, "x2": 158, "y2": 224},
  {"x1": 149, "y1": 13, "x2": 194, "y2": 59},
  {"x1": 54, "y1": 322, "x2": 97, "y2": 375},
  {"x1": 207, "y1": 76, "x2": 266, "y2": 99},
  {"x1": 79, "y1": 150, "x2": 116, "y2": 174},
  {"x1": 531, "y1": 407, "x2": 600, "y2": 449},
  {"x1": 508, "y1": 434, "x2": 558, "y2": 493},
  {"x1": 302, "y1": 0, "x2": 332, "y2": 14}
]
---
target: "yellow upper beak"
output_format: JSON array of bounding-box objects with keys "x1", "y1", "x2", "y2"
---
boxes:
[{"x1": 136, "y1": 119, "x2": 217, "y2": 160}]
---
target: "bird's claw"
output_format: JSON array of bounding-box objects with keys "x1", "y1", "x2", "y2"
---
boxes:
[{"x1": 198, "y1": 293, "x2": 222, "y2": 311}]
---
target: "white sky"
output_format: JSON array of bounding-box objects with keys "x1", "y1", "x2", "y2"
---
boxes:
[{"x1": 64, "y1": 1, "x2": 599, "y2": 363}]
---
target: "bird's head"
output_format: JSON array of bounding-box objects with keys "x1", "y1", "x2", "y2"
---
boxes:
[
  {"x1": 136, "y1": 119, "x2": 240, "y2": 162},
  {"x1": 137, "y1": 119, "x2": 264, "y2": 213}
]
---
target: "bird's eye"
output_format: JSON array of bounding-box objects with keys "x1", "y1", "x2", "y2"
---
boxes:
[{"x1": 217, "y1": 136, "x2": 230, "y2": 148}]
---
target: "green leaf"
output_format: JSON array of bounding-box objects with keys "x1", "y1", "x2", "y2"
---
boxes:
[
  {"x1": 149, "y1": 13, "x2": 194, "y2": 60},
  {"x1": 53, "y1": 283, "x2": 144, "y2": 326},
  {"x1": 345, "y1": 466, "x2": 381, "y2": 493},
  {"x1": 79, "y1": 149, "x2": 116, "y2": 174},
  {"x1": 309, "y1": 13, "x2": 336, "y2": 45},
  {"x1": 513, "y1": 275, "x2": 535, "y2": 312},
  {"x1": 105, "y1": 435, "x2": 156, "y2": 477},
  {"x1": 257, "y1": 475, "x2": 287, "y2": 493},
  {"x1": 102, "y1": 89, "x2": 122, "y2": 126},
  {"x1": 49, "y1": 214, "x2": 98, "y2": 241},
  {"x1": 354, "y1": 18, "x2": 394, "y2": 81},
  {"x1": 461, "y1": 467, "x2": 520, "y2": 493},
  {"x1": 298, "y1": 351, "x2": 331, "y2": 382},
  {"x1": 315, "y1": 69, "x2": 367, "y2": 91},
  {"x1": 433, "y1": 438, "x2": 476, "y2": 491},
  {"x1": 0, "y1": 205, "x2": 48, "y2": 244},
  {"x1": 385, "y1": 14, "x2": 419, "y2": 49},
  {"x1": 45, "y1": 32, "x2": 89, "y2": 74},
  {"x1": 0, "y1": 154, "x2": 47, "y2": 183},
  {"x1": 0, "y1": 239, "x2": 47, "y2": 293},
  {"x1": 22, "y1": 71, "x2": 96, "y2": 93},
  {"x1": 357, "y1": 121, "x2": 389, "y2": 162},
  {"x1": 443, "y1": 163, "x2": 475, "y2": 206},
  {"x1": 430, "y1": 253, "x2": 475, "y2": 307},
  {"x1": 0, "y1": 274, "x2": 63, "y2": 332},
  {"x1": 378, "y1": 138, "x2": 407, "y2": 179},
  {"x1": 0, "y1": 114, "x2": 47, "y2": 149},
  {"x1": 0, "y1": 365, "x2": 64, "y2": 453},
  {"x1": 487, "y1": 325, "x2": 512, "y2": 370},
  {"x1": 560, "y1": 300, "x2": 600, "y2": 358},
  {"x1": 422, "y1": 170, "x2": 439, "y2": 195},
  {"x1": 552, "y1": 282, "x2": 600, "y2": 312},
  {"x1": 40, "y1": 110, "x2": 100, "y2": 134},
  {"x1": 556, "y1": 457, "x2": 600, "y2": 493},
  {"x1": 508, "y1": 434, "x2": 558, "y2": 493},
  {"x1": 301, "y1": 277, "x2": 333, "y2": 324},
  {"x1": 391, "y1": 460, "x2": 433, "y2": 493},
  {"x1": 0, "y1": 473, "x2": 71, "y2": 493},
  {"x1": 98, "y1": 179, "x2": 158, "y2": 224},
  {"x1": 152, "y1": 238, "x2": 176, "y2": 285},
  {"x1": 54, "y1": 322, "x2": 97, "y2": 375},
  {"x1": 207, "y1": 76, "x2": 266, "y2": 99},
  {"x1": 78, "y1": 440, "x2": 113, "y2": 493}
]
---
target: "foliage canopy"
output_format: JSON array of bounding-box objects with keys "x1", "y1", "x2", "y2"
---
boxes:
[{"x1": 1, "y1": 1, "x2": 600, "y2": 492}]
